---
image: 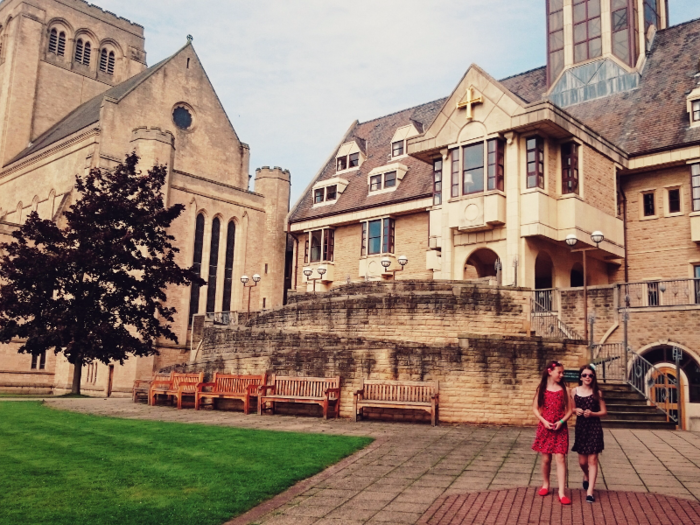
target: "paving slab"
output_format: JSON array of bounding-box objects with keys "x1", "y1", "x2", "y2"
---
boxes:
[{"x1": 39, "y1": 397, "x2": 700, "y2": 524}]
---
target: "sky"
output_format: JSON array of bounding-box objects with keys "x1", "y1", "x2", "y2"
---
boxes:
[{"x1": 92, "y1": 0, "x2": 700, "y2": 205}]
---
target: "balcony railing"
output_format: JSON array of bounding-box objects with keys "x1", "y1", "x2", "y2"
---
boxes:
[
  {"x1": 532, "y1": 289, "x2": 556, "y2": 313},
  {"x1": 621, "y1": 279, "x2": 700, "y2": 308}
]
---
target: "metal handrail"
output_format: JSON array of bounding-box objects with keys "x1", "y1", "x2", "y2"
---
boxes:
[
  {"x1": 532, "y1": 289, "x2": 556, "y2": 313},
  {"x1": 530, "y1": 298, "x2": 584, "y2": 340},
  {"x1": 620, "y1": 279, "x2": 700, "y2": 308}
]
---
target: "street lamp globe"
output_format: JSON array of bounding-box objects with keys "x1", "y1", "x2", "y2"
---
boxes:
[
  {"x1": 252, "y1": 274, "x2": 261, "y2": 283},
  {"x1": 380, "y1": 257, "x2": 392, "y2": 269},
  {"x1": 565, "y1": 234, "x2": 578, "y2": 247},
  {"x1": 240, "y1": 275, "x2": 249, "y2": 285},
  {"x1": 302, "y1": 267, "x2": 313, "y2": 278},
  {"x1": 591, "y1": 231, "x2": 605, "y2": 246},
  {"x1": 398, "y1": 255, "x2": 409, "y2": 267},
  {"x1": 317, "y1": 266, "x2": 327, "y2": 277}
]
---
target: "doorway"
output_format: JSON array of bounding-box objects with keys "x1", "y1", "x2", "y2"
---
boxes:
[{"x1": 651, "y1": 367, "x2": 683, "y2": 429}]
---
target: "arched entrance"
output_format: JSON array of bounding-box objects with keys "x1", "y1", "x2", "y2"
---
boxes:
[
  {"x1": 641, "y1": 345, "x2": 700, "y2": 430},
  {"x1": 535, "y1": 251, "x2": 553, "y2": 289},
  {"x1": 464, "y1": 248, "x2": 500, "y2": 280},
  {"x1": 570, "y1": 263, "x2": 584, "y2": 288}
]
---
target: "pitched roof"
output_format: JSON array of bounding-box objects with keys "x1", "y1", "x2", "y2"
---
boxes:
[
  {"x1": 289, "y1": 98, "x2": 446, "y2": 223},
  {"x1": 500, "y1": 66, "x2": 547, "y2": 104},
  {"x1": 6, "y1": 52, "x2": 177, "y2": 166}
]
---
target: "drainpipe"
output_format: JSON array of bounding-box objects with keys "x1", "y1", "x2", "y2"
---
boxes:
[{"x1": 618, "y1": 175, "x2": 629, "y2": 284}]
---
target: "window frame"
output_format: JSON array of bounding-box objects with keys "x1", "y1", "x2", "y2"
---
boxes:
[
  {"x1": 451, "y1": 149, "x2": 460, "y2": 198},
  {"x1": 667, "y1": 187, "x2": 681, "y2": 215},
  {"x1": 692, "y1": 100, "x2": 700, "y2": 123},
  {"x1": 306, "y1": 229, "x2": 334, "y2": 263},
  {"x1": 610, "y1": 0, "x2": 637, "y2": 66},
  {"x1": 348, "y1": 152, "x2": 360, "y2": 168},
  {"x1": 573, "y1": 0, "x2": 602, "y2": 64},
  {"x1": 462, "y1": 142, "x2": 485, "y2": 195},
  {"x1": 642, "y1": 191, "x2": 656, "y2": 217},
  {"x1": 433, "y1": 158, "x2": 443, "y2": 205},
  {"x1": 384, "y1": 171, "x2": 397, "y2": 188},
  {"x1": 188, "y1": 213, "x2": 205, "y2": 323},
  {"x1": 314, "y1": 188, "x2": 324, "y2": 204},
  {"x1": 337, "y1": 156, "x2": 347, "y2": 171},
  {"x1": 526, "y1": 136, "x2": 545, "y2": 190},
  {"x1": 691, "y1": 164, "x2": 700, "y2": 212},
  {"x1": 547, "y1": 0, "x2": 565, "y2": 85},
  {"x1": 325, "y1": 185, "x2": 337, "y2": 201},
  {"x1": 310, "y1": 230, "x2": 323, "y2": 263},
  {"x1": 369, "y1": 174, "x2": 382, "y2": 192},
  {"x1": 361, "y1": 218, "x2": 395, "y2": 256},
  {"x1": 561, "y1": 142, "x2": 579, "y2": 195},
  {"x1": 487, "y1": 138, "x2": 505, "y2": 192},
  {"x1": 392, "y1": 140, "x2": 405, "y2": 158}
]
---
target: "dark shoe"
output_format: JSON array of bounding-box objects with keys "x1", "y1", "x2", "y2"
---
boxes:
[
  {"x1": 583, "y1": 480, "x2": 589, "y2": 490},
  {"x1": 586, "y1": 495, "x2": 595, "y2": 503}
]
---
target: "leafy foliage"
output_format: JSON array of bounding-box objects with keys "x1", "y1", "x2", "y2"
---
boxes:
[{"x1": 0, "y1": 154, "x2": 204, "y2": 388}]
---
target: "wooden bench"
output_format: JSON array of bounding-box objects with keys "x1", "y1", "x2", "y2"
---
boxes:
[
  {"x1": 353, "y1": 379, "x2": 439, "y2": 426},
  {"x1": 258, "y1": 375, "x2": 341, "y2": 419},
  {"x1": 132, "y1": 372, "x2": 172, "y2": 402},
  {"x1": 194, "y1": 372, "x2": 267, "y2": 413},
  {"x1": 149, "y1": 372, "x2": 204, "y2": 409}
]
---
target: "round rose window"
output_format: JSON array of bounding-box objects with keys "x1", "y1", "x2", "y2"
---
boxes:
[{"x1": 173, "y1": 106, "x2": 193, "y2": 130}]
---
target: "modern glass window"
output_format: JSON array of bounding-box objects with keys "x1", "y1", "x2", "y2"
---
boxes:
[
  {"x1": 691, "y1": 164, "x2": 700, "y2": 212},
  {"x1": 221, "y1": 221, "x2": 235, "y2": 312},
  {"x1": 487, "y1": 139, "x2": 505, "y2": 191},
  {"x1": 433, "y1": 158, "x2": 443, "y2": 205},
  {"x1": 349, "y1": 152, "x2": 359, "y2": 167},
  {"x1": 451, "y1": 149, "x2": 460, "y2": 198},
  {"x1": 547, "y1": 0, "x2": 565, "y2": 84},
  {"x1": 668, "y1": 188, "x2": 681, "y2": 214},
  {"x1": 363, "y1": 218, "x2": 395, "y2": 256},
  {"x1": 527, "y1": 137, "x2": 545, "y2": 189},
  {"x1": 384, "y1": 171, "x2": 396, "y2": 188},
  {"x1": 643, "y1": 192, "x2": 655, "y2": 217},
  {"x1": 314, "y1": 188, "x2": 324, "y2": 203},
  {"x1": 325, "y1": 185, "x2": 337, "y2": 201},
  {"x1": 205, "y1": 218, "x2": 220, "y2": 313},
  {"x1": 188, "y1": 213, "x2": 205, "y2": 322},
  {"x1": 561, "y1": 143, "x2": 579, "y2": 195},
  {"x1": 310, "y1": 230, "x2": 322, "y2": 262},
  {"x1": 463, "y1": 142, "x2": 484, "y2": 194},
  {"x1": 392, "y1": 141, "x2": 404, "y2": 157},
  {"x1": 337, "y1": 156, "x2": 347, "y2": 171},
  {"x1": 611, "y1": 0, "x2": 638, "y2": 66},
  {"x1": 692, "y1": 101, "x2": 700, "y2": 123},
  {"x1": 573, "y1": 0, "x2": 602, "y2": 64}
]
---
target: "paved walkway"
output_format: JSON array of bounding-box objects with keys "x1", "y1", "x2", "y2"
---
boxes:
[{"x1": 38, "y1": 398, "x2": 700, "y2": 524}]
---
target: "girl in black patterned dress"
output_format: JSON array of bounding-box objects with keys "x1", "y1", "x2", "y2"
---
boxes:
[{"x1": 571, "y1": 365, "x2": 607, "y2": 503}]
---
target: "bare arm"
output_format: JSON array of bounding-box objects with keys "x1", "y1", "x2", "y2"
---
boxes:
[
  {"x1": 532, "y1": 391, "x2": 553, "y2": 429},
  {"x1": 553, "y1": 388, "x2": 574, "y2": 430}
]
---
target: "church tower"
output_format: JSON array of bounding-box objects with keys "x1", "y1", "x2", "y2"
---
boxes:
[
  {"x1": 546, "y1": 0, "x2": 669, "y2": 106},
  {"x1": 0, "y1": 0, "x2": 147, "y2": 165}
]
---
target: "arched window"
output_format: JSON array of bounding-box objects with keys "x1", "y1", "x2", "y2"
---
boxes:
[
  {"x1": 100, "y1": 48, "x2": 115, "y2": 74},
  {"x1": 75, "y1": 39, "x2": 91, "y2": 65},
  {"x1": 188, "y1": 214, "x2": 205, "y2": 323},
  {"x1": 206, "y1": 218, "x2": 221, "y2": 313},
  {"x1": 48, "y1": 28, "x2": 57, "y2": 54},
  {"x1": 221, "y1": 221, "x2": 236, "y2": 312},
  {"x1": 48, "y1": 28, "x2": 66, "y2": 56}
]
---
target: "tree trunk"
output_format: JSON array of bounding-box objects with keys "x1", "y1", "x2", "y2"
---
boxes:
[{"x1": 71, "y1": 358, "x2": 83, "y2": 395}]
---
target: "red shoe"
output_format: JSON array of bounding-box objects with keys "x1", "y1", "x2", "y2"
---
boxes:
[
  {"x1": 558, "y1": 495, "x2": 571, "y2": 505},
  {"x1": 538, "y1": 487, "x2": 549, "y2": 496}
]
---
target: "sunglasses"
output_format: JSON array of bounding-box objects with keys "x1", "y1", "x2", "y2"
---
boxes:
[{"x1": 581, "y1": 373, "x2": 594, "y2": 378}]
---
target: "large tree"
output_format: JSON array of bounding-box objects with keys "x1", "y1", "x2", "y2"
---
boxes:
[{"x1": 0, "y1": 153, "x2": 204, "y2": 394}]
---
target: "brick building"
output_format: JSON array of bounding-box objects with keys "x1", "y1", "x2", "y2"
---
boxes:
[
  {"x1": 288, "y1": 1, "x2": 700, "y2": 429},
  {"x1": 0, "y1": 0, "x2": 290, "y2": 396}
]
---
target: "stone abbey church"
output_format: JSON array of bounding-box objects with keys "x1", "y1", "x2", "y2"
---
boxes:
[
  {"x1": 0, "y1": 1, "x2": 290, "y2": 396},
  {"x1": 2, "y1": 0, "x2": 700, "y2": 431}
]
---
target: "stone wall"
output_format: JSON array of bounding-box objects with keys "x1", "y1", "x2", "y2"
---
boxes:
[{"x1": 178, "y1": 327, "x2": 585, "y2": 426}]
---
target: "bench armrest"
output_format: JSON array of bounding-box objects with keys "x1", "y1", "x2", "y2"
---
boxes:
[
  {"x1": 246, "y1": 384, "x2": 262, "y2": 395},
  {"x1": 196, "y1": 382, "x2": 216, "y2": 393},
  {"x1": 325, "y1": 387, "x2": 341, "y2": 398},
  {"x1": 259, "y1": 385, "x2": 275, "y2": 395},
  {"x1": 133, "y1": 380, "x2": 150, "y2": 389},
  {"x1": 150, "y1": 381, "x2": 172, "y2": 390}
]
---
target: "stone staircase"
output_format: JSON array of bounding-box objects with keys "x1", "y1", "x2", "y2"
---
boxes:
[{"x1": 597, "y1": 383, "x2": 677, "y2": 430}]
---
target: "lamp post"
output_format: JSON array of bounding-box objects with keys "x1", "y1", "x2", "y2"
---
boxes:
[
  {"x1": 494, "y1": 258, "x2": 503, "y2": 286},
  {"x1": 381, "y1": 255, "x2": 408, "y2": 279},
  {"x1": 303, "y1": 266, "x2": 326, "y2": 294},
  {"x1": 565, "y1": 230, "x2": 605, "y2": 342},
  {"x1": 240, "y1": 273, "x2": 261, "y2": 319}
]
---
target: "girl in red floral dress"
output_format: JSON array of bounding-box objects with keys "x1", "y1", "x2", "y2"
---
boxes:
[{"x1": 532, "y1": 360, "x2": 573, "y2": 505}]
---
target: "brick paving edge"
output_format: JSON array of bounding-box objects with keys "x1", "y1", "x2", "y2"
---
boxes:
[{"x1": 224, "y1": 436, "x2": 387, "y2": 525}]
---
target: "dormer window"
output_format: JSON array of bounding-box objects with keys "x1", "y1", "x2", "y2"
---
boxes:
[
  {"x1": 337, "y1": 156, "x2": 347, "y2": 171},
  {"x1": 349, "y1": 152, "x2": 360, "y2": 168},
  {"x1": 693, "y1": 100, "x2": 700, "y2": 123},
  {"x1": 326, "y1": 185, "x2": 337, "y2": 200},
  {"x1": 314, "y1": 185, "x2": 337, "y2": 203},
  {"x1": 392, "y1": 141, "x2": 404, "y2": 158},
  {"x1": 336, "y1": 141, "x2": 365, "y2": 172},
  {"x1": 384, "y1": 171, "x2": 396, "y2": 188},
  {"x1": 312, "y1": 179, "x2": 346, "y2": 207},
  {"x1": 314, "y1": 188, "x2": 324, "y2": 203},
  {"x1": 370, "y1": 174, "x2": 382, "y2": 192}
]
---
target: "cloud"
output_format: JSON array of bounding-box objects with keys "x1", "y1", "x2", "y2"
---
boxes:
[{"x1": 91, "y1": 0, "x2": 700, "y2": 203}]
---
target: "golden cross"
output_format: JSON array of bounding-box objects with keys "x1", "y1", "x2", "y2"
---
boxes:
[{"x1": 456, "y1": 86, "x2": 483, "y2": 121}]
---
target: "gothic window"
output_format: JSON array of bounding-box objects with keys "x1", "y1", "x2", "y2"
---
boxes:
[
  {"x1": 100, "y1": 48, "x2": 115, "y2": 74},
  {"x1": 463, "y1": 142, "x2": 484, "y2": 194},
  {"x1": 49, "y1": 28, "x2": 66, "y2": 56},
  {"x1": 691, "y1": 164, "x2": 700, "y2": 212},
  {"x1": 547, "y1": 0, "x2": 565, "y2": 84},
  {"x1": 188, "y1": 213, "x2": 205, "y2": 323},
  {"x1": 573, "y1": 0, "x2": 602, "y2": 64},
  {"x1": 433, "y1": 159, "x2": 443, "y2": 206},
  {"x1": 561, "y1": 143, "x2": 579, "y2": 195},
  {"x1": 205, "y1": 218, "x2": 221, "y2": 313},
  {"x1": 74, "y1": 39, "x2": 91, "y2": 66},
  {"x1": 221, "y1": 221, "x2": 235, "y2": 312},
  {"x1": 526, "y1": 137, "x2": 545, "y2": 189},
  {"x1": 487, "y1": 138, "x2": 505, "y2": 192}
]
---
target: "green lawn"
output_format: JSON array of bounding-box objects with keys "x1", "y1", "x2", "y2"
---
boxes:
[{"x1": 0, "y1": 402, "x2": 372, "y2": 525}]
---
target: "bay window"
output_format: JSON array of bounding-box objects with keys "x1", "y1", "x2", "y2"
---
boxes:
[
  {"x1": 692, "y1": 164, "x2": 700, "y2": 212},
  {"x1": 561, "y1": 143, "x2": 579, "y2": 195},
  {"x1": 304, "y1": 229, "x2": 334, "y2": 263},
  {"x1": 433, "y1": 158, "x2": 443, "y2": 205},
  {"x1": 463, "y1": 142, "x2": 485, "y2": 194},
  {"x1": 361, "y1": 218, "x2": 395, "y2": 256},
  {"x1": 487, "y1": 138, "x2": 505, "y2": 191},
  {"x1": 527, "y1": 137, "x2": 545, "y2": 189}
]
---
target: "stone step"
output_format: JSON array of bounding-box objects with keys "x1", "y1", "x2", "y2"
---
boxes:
[
  {"x1": 602, "y1": 391, "x2": 648, "y2": 401},
  {"x1": 605, "y1": 403, "x2": 665, "y2": 413},
  {"x1": 603, "y1": 410, "x2": 671, "y2": 422},
  {"x1": 601, "y1": 419, "x2": 677, "y2": 430}
]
